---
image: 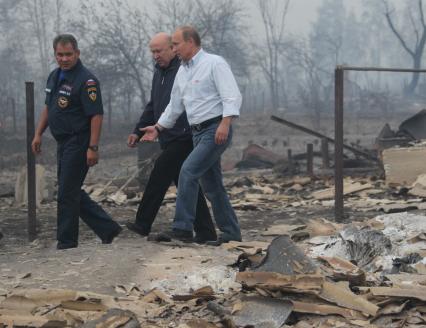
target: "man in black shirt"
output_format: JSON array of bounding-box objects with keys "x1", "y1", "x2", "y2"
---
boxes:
[
  {"x1": 126, "y1": 33, "x2": 216, "y2": 243},
  {"x1": 32, "y1": 34, "x2": 122, "y2": 249}
]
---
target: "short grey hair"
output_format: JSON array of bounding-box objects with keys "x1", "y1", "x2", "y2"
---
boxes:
[{"x1": 53, "y1": 34, "x2": 79, "y2": 51}]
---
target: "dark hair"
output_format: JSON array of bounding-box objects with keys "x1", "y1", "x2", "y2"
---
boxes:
[
  {"x1": 178, "y1": 26, "x2": 201, "y2": 46},
  {"x1": 53, "y1": 34, "x2": 79, "y2": 51}
]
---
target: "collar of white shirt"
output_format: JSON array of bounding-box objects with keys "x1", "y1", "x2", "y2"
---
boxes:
[{"x1": 184, "y1": 48, "x2": 204, "y2": 68}]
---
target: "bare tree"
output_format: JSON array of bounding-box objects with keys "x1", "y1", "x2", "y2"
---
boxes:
[
  {"x1": 54, "y1": 0, "x2": 62, "y2": 35},
  {"x1": 255, "y1": 0, "x2": 291, "y2": 112},
  {"x1": 151, "y1": 0, "x2": 196, "y2": 33},
  {"x1": 286, "y1": 40, "x2": 333, "y2": 130},
  {"x1": 0, "y1": 0, "x2": 29, "y2": 129},
  {"x1": 10, "y1": 0, "x2": 67, "y2": 80},
  {"x1": 24, "y1": 0, "x2": 50, "y2": 77},
  {"x1": 310, "y1": 0, "x2": 348, "y2": 70},
  {"x1": 152, "y1": 0, "x2": 249, "y2": 79},
  {"x1": 384, "y1": 0, "x2": 426, "y2": 94},
  {"x1": 73, "y1": 0, "x2": 152, "y2": 114},
  {"x1": 195, "y1": 0, "x2": 249, "y2": 78}
]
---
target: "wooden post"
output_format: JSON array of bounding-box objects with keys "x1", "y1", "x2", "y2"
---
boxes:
[
  {"x1": 334, "y1": 67, "x2": 344, "y2": 222},
  {"x1": 321, "y1": 138, "x2": 329, "y2": 168},
  {"x1": 307, "y1": 143, "x2": 313, "y2": 176},
  {"x1": 25, "y1": 82, "x2": 37, "y2": 241}
]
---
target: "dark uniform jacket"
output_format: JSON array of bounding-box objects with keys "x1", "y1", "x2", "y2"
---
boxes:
[
  {"x1": 45, "y1": 59, "x2": 103, "y2": 141},
  {"x1": 133, "y1": 56, "x2": 191, "y2": 148}
]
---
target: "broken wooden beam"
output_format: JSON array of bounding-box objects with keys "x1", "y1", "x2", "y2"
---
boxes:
[{"x1": 271, "y1": 115, "x2": 378, "y2": 162}]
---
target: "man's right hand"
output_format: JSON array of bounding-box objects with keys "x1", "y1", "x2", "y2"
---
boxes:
[
  {"x1": 127, "y1": 134, "x2": 140, "y2": 148},
  {"x1": 140, "y1": 126, "x2": 159, "y2": 142},
  {"x1": 31, "y1": 135, "x2": 42, "y2": 154}
]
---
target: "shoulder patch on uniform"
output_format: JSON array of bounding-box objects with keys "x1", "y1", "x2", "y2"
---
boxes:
[
  {"x1": 88, "y1": 87, "x2": 97, "y2": 102},
  {"x1": 86, "y1": 79, "x2": 97, "y2": 86}
]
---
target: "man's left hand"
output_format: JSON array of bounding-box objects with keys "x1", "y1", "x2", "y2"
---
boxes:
[
  {"x1": 87, "y1": 149, "x2": 99, "y2": 167},
  {"x1": 215, "y1": 122, "x2": 230, "y2": 145}
]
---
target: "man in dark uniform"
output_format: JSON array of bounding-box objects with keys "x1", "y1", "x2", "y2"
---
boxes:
[
  {"x1": 32, "y1": 34, "x2": 122, "y2": 250},
  {"x1": 126, "y1": 32, "x2": 216, "y2": 243}
]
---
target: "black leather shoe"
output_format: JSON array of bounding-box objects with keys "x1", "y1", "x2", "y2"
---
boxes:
[
  {"x1": 102, "y1": 226, "x2": 123, "y2": 244},
  {"x1": 155, "y1": 229, "x2": 193, "y2": 243},
  {"x1": 126, "y1": 222, "x2": 149, "y2": 237},
  {"x1": 193, "y1": 235, "x2": 217, "y2": 244},
  {"x1": 57, "y1": 243, "x2": 78, "y2": 250},
  {"x1": 206, "y1": 237, "x2": 241, "y2": 247}
]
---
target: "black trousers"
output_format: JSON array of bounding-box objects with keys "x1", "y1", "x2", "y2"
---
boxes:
[
  {"x1": 135, "y1": 139, "x2": 217, "y2": 239},
  {"x1": 56, "y1": 133, "x2": 121, "y2": 247}
]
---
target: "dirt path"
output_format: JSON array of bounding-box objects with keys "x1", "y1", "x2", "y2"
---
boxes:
[{"x1": 0, "y1": 199, "x2": 285, "y2": 296}]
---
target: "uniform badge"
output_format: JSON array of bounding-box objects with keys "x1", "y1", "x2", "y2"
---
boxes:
[
  {"x1": 58, "y1": 96, "x2": 69, "y2": 109},
  {"x1": 88, "y1": 87, "x2": 97, "y2": 102},
  {"x1": 86, "y1": 79, "x2": 97, "y2": 87}
]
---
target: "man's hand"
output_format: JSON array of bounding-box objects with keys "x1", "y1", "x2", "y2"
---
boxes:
[
  {"x1": 127, "y1": 134, "x2": 140, "y2": 148},
  {"x1": 31, "y1": 135, "x2": 42, "y2": 154},
  {"x1": 87, "y1": 149, "x2": 99, "y2": 167},
  {"x1": 215, "y1": 121, "x2": 230, "y2": 145},
  {"x1": 140, "y1": 126, "x2": 158, "y2": 142}
]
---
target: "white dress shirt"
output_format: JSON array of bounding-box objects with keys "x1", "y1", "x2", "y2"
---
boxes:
[{"x1": 158, "y1": 49, "x2": 241, "y2": 129}]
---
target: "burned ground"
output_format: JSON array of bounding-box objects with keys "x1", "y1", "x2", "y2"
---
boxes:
[{"x1": 1, "y1": 113, "x2": 426, "y2": 327}]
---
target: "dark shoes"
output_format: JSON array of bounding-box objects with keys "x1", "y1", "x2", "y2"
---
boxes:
[
  {"x1": 102, "y1": 225, "x2": 123, "y2": 244},
  {"x1": 126, "y1": 222, "x2": 149, "y2": 237},
  {"x1": 206, "y1": 236, "x2": 241, "y2": 247},
  {"x1": 154, "y1": 229, "x2": 194, "y2": 243},
  {"x1": 57, "y1": 243, "x2": 78, "y2": 250},
  {"x1": 193, "y1": 234, "x2": 217, "y2": 245},
  {"x1": 57, "y1": 225, "x2": 122, "y2": 249},
  {"x1": 0, "y1": 231, "x2": 3, "y2": 241}
]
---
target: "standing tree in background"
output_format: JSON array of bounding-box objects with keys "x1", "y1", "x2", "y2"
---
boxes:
[
  {"x1": 152, "y1": 0, "x2": 196, "y2": 33},
  {"x1": 286, "y1": 40, "x2": 330, "y2": 130},
  {"x1": 308, "y1": 0, "x2": 366, "y2": 123},
  {"x1": 0, "y1": 0, "x2": 29, "y2": 129},
  {"x1": 152, "y1": 0, "x2": 249, "y2": 79},
  {"x1": 72, "y1": 0, "x2": 152, "y2": 117},
  {"x1": 18, "y1": 0, "x2": 65, "y2": 78},
  {"x1": 255, "y1": 0, "x2": 291, "y2": 112},
  {"x1": 193, "y1": 0, "x2": 249, "y2": 79},
  {"x1": 310, "y1": 0, "x2": 346, "y2": 71},
  {"x1": 384, "y1": 0, "x2": 426, "y2": 95}
]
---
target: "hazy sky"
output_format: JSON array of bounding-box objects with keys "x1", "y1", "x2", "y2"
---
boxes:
[
  {"x1": 276, "y1": 0, "x2": 321, "y2": 34},
  {"x1": 127, "y1": 0, "x2": 323, "y2": 37},
  {"x1": 101, "y1": 1, "x2": 381, "y2": 39}
]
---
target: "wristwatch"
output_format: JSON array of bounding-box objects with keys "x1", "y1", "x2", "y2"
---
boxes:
[
  {"x1": 154, "y1": 126, "x2": 162, "y2": 134},
  {"x1": 88, "y1": 145, "x2": 99, "y2": 152}
]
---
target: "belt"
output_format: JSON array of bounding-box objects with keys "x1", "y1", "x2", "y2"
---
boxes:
[{"x1": 191, "y1": 116, "x2": 222, "y2": 132}]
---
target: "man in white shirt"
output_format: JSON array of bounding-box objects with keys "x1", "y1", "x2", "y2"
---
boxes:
[{"x1": 141, "y1": 26, "x2": 242, "y2": 245}]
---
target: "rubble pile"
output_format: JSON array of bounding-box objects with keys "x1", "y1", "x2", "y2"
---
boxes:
[
  {"x1": 225, "y1": 213, "x2": 426, "y2": 327},
  {"x1": 225, "y1": 173, "x2": 426, "y2": 216},
  {"x1": 2, "y1": 211, "x2": 426, "y2": 327}
]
